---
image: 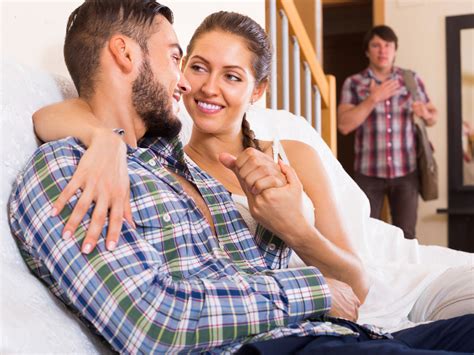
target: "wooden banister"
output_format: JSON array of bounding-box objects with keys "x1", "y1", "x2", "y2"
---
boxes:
[
  {"x1": 267, "y1": 0, "x2": 338, "y2": 155},
  {"x1": 279, "y1": 0, "x2": 329, "y2": 108}
]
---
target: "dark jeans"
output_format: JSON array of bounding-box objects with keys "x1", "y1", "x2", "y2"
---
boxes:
[
  {"x1": 236, "y1": 315, "x2": 474, "y2": 355},
  {"x1": 353, "y1": 171, "x2": 419, "y2": 239}
]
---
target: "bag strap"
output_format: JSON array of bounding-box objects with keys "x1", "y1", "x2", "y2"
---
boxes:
[
  {"x1": 402, "y1": 69, "x2": 421, "y2": 101},
  {"x1": 403, "y1": 69, "x2": 424, "y2": 125}
]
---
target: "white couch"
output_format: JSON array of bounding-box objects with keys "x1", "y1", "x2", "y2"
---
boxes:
[{"x1": 1, "y1": 60, "x2": 473, "y2": 353}]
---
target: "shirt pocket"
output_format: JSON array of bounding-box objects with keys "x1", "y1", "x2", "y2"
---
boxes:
[
  {"x1": 355, "y1": 85, "x2": 370, "y2": 102},
  {"x1": 129, "y1": 173, "x2": 184, "y2": 235}
]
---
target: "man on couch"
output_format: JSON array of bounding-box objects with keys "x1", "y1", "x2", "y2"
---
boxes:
[{"x1": 9, "y1": 0, "x2": 474, "y2": 353}]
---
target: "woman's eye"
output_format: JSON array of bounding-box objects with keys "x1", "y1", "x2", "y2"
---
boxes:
[
  {"x1": 191, "y1": 64, "x2": 205, "y2": 72},
  {"x1": 226, "y1": 74, "x2": 241, "y2": 82}
]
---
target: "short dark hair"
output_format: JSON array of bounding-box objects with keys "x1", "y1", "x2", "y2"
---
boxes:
[
  {"x1": 363, "y1": 25, "x2": 398, "y2": 52},
  {"x1": 64, "y1": 0, "x2": 173, "y2": 98}
]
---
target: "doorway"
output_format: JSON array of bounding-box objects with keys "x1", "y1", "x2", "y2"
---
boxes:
[{"x1": 322, "y1": 0, "x2": 372, "y2": 177}]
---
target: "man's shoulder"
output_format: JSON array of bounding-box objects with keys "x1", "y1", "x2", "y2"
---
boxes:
[
  {"x1": 28, "y1": 137, "x2": 85, "y2": 168},
  {"x1": 36, "y1": 136, "x2": 85, "y2": 156},
  {"x1": 11, "y1": 137, "x2": 84, "y2": 197},
  {"x1": 394, "y1": 66, "x2": 419, "y2": 78},
  {"x1": 344, "y1": 68, "x2": 369, "y2": 84}
]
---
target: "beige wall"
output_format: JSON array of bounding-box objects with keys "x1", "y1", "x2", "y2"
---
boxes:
[
  {"x1": 1, "y1": 0, "x2": 265, "y2": 78},
  {"x1": 385, "y1": 0, "x2": 474, "y2": 246}
]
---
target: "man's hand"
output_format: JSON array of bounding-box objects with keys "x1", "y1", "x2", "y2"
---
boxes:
[
  {"x1": 326, "y1": 277, "x2": 361, "y2": 321},
  {"x1": 51, "y1": 130, "x2": 133, "y2": 254},
  {"x1": 219, "y1": 148, "x2": 286, "y2": 195},
  {"x1": 368, "y1": 79, "x2": 399, "y2": 103},
  {"x1": 412, "y1": 101, "x2": 437, "y2": 125}
]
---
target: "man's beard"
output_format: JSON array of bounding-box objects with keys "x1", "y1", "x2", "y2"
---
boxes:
[{"x1": 132, "y1": 58, "x2": 181, "y2": 139}]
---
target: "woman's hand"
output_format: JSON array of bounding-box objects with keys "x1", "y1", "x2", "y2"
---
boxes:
[
  {"x1": 250, "y1": 161, "x2": 311, "y2": 243},
  {"x1": 52, "y1": 129, "x2": 134, "y2": 253}
]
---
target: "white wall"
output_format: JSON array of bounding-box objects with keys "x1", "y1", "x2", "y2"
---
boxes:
[
  {"x1": 385, "y1": 0, "x2": 474, "y2": 247},
  {"x1": 1, "y1": 0, "x2": 265, "y2": 78}
]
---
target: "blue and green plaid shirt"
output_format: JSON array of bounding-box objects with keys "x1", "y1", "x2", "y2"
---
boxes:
[{"x1": 9, "y1": 136, "x2": 379, "y2": 353}]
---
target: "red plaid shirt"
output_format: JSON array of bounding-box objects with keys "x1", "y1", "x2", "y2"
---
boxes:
[{"x1": 340, "y1": 67, "x2": 430, "y2": 178}]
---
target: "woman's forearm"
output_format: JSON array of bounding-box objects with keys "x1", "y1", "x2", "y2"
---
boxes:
[
  {"x1": 33, "y1": 98, "x2": 104, "y2": 146},
  {"x1": 289, "y1": 225, "x2": 369, "y2": 303}
]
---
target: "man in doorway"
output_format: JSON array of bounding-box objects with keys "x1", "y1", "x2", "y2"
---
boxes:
[{"x1": 338, "y1": 25, "x2": 437, "y2": 239}]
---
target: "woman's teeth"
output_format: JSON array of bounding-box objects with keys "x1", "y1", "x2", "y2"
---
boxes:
[{"x1": 198, "y1": 101, "x2": 222, "y2": 111}]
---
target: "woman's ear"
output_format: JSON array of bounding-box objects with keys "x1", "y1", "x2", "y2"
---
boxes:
[
  {"x1": 108, "y1": 35, "x2": 135, "y2": 73},
  {"x1": 251, "y1": 80, "x2": 268, "y2": 104}
]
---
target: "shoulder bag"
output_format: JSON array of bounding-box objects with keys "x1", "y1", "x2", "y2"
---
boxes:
[{"x1": 403, "y1": 70, "x2": 439, "y2": 201}]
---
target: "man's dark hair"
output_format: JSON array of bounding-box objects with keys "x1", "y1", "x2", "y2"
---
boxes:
[
  {"x1": 363, "y1": 25, "x2": 398, "y2": 52},
  {"x1": 64, "y1": 0, "x2": 173, "y2": 98}
]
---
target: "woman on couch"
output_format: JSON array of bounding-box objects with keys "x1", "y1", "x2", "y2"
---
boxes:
[{"x1": 32, "y1": 11, "x2": 473, "y2": 330}]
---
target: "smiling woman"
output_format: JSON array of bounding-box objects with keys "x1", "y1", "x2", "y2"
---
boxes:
[{"x1": 183, "y1": 31, "x2": 261, "y2": 136}]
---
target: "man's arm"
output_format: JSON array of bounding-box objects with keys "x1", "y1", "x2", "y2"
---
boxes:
[
  {"x1": 9, "y1": 140, "x2": 331, "y2": 353},
  {"x1": 412, "y1": 72, "x2": 438, "y2": 126},
  {"x1": 412, "y1": 101, "x2": 437, "y2": 126},
  {"x1": 338, "y1": 78, "x2": 399, "y2": 135}
]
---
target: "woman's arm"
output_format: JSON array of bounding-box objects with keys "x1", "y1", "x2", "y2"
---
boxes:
[
  {"x1": 32, "y1": 99, "x2": 133, "y2": 253},
  {"x1": 33, "y1": 98, "x2": 104, "y2": 145},
  {"x1": 282, "y1": 140, "x2": 370, "y2": 303}
]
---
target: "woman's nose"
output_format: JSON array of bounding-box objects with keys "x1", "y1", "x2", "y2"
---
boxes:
[{"x1": 201, "y1": 75, "x2": 219, "y2": 96}]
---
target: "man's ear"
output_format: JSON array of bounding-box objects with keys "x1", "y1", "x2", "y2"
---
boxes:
[
  {"x1": 108, "y1": 35, "x2": 135, "y2": 73},
  {"x1": 251, "y1": 80, "x2": 268, "y2": 104}
]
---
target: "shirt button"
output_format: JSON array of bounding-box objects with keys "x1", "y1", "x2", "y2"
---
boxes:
[
  {"x1": 148, "y1": 159, "x2": 156, "y2": 167},
  {"x1": 163, "y1": 213, "x2": 171, "y2": 222},
  {"x1": 388, "y1": 156, "x2": 392, "y2": 161},
  {"x1": 387, "y1": 114, "x2": 391, "y2": 119},
  {"x1": 386, "y1": 100, "x2": 391, "y2": 105},
  {"x1": 268, "y1": 243, "x2": 276, "y2": 251},
  {"x1": 387, "y1": 128, "x2": 392, "y2": 133},
  {"x1": 387, "y1": 142, "x2": 392, "y2": 147}
]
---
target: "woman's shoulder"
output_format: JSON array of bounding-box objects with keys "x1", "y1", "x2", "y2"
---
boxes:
[{"x1": 279, "y1": 139, "x2": 315, "y2": 156}]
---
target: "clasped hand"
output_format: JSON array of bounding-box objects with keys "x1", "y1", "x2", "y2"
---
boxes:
[{"x1": 219, "y1": 148, "x2": 308, "y2": 244}]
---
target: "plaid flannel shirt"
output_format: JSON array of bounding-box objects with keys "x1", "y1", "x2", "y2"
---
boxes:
[
  {"x1": 9, "y1": 136, "x2": 385, "y2": 353},
  {"x1": 340, "y1": 67, "x2": 430, "y2": 178}
]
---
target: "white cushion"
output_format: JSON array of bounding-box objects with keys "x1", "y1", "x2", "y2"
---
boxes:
[{"x1": 0, "y1": 60, "x2": 111, "y2": 354}]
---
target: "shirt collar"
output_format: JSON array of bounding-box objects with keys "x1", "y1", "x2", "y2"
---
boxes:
[
  {"x1": 138, "y1": 136, "x2": 186, "y2": 169},
  {"x1": 365, "y1": 66, "x2": 399, "y2": 83}
]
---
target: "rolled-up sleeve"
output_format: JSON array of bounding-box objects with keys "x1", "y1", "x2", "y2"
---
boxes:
[{"x1": 340, "y1": 77, "x2": 358, "y2": 105}]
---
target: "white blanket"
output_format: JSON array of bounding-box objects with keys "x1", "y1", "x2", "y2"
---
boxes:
[{"x1": 245, "y1": 107, "x2": 473, "y2": 330}]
